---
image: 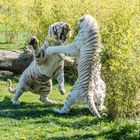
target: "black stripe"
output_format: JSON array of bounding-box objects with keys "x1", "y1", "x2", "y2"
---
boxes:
[
  {"x1": 53, "y1": 65, "x2": 62, "y2": 76},
  {"x1": 41, "y1": 49, "x2": 45, "y2": 58},
  {"x1": 53, "y1": 26, "x2": 58, "y2": 36},
  {"x1": 36, "y1": 52, "x2": 41, "y2": 58},
  {"x1": 87, "y1": 36, "x2": 98, "y2": 43}
]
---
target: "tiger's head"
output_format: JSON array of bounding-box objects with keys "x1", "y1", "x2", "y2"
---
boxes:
[
  {"x1": 47, "y1": 22, "x2": 71, "y2": 45},
  {"x1": 77, "y1": 14, "x2": 99, "y2": 32}
]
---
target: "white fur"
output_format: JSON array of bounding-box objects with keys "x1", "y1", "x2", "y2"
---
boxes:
[
  {"x1": 8, "y1": 22, "x2": 71, "y2": 105},
  {"x1": 46, "y1": 15, "x2": 106, "y2": 117}
]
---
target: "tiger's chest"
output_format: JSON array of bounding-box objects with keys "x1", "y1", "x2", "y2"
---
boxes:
[{"x1": 39, "y1": 54, "x2": 63, "y2": 77}]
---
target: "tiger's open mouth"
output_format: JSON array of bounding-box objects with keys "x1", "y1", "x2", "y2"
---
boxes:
[{"x1": 59, "y1": 34, "x2": 67, "y2": 43}]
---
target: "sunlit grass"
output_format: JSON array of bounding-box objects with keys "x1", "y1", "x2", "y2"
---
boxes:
[
  {"x1": 0, "y1": 76, "x2": 140, "y2": 140},
  {"x1": 0, "y1": 44, "x2": 20, "y2": 50}
]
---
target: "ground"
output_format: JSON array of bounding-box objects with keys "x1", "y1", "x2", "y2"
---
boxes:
[{"x1": 0, "y1": 76, "x2": 140, "y2": 140}]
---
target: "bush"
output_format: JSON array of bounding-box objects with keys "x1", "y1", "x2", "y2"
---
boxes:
[
  {"x1": 100, "y1": 0, "x2": 140, "y2": 117},
  {"x1": 0, "y1": 0, "x2": 140, "y2": 117}
]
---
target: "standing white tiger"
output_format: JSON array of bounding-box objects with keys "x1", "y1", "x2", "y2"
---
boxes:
[
  {"x1": 46, "y1": 15, "x2": 106, "y2": 117},
  {"x1": 7, "y1": 22, "x2": 71, "y2": 105}
]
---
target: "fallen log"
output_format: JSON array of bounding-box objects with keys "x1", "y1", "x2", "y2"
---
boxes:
[
  {"x1": 0, "y1": 50, "x2": 76, "y2": 75},
  {"x1": 0, "y1": 50, "x2": 34, "y2": 74}
]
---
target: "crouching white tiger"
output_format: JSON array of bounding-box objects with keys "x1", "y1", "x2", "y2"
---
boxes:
[
  {"x1": 46, "y1": 15, "x2": 106, "y2": 117},
  {"x1": 7, "y1": 22, "x2": 71, "y2": 105}
]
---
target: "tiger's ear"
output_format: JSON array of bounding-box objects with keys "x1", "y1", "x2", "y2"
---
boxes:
[
  {"x1": 65, "y1": 24, "x2": 71, "y2": 31},
  {"x1": 48, "y1": 26, "x2": 56, "y2": 37},
  {"x1": 48, "y1": 27, "x2": 52, "y2": 37},
  {"x1": 79, "y1": 17, "x2": 85, "y2": 23}
]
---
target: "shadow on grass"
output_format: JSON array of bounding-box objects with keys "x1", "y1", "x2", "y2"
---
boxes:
[
  {"x1": 0, "y1": 97, "x2": 112, "y2": 136},
  {"x1": 0, "y1": 74, "x2": 19, "y2": 82},
  {"x1": 0, "y1": 96, "x2": 63, "y2": 119},
  {"x1": 1, "y1": 98, "x2": 139, "y2": 140},
  {"x1": 48, "y1": 126, "x2": 140, "y2": 140},
  {"x1": 0, "y1": 97, "x2": 109, "y2": 122},
  {"x1": 48, "y1": 122, "x2": 140, "y2": 140}
]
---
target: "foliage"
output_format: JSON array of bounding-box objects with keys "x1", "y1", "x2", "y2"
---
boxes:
[
  {"x1": 100, "y1": 0, "x2": 140, "y2": 117},
  {"x1": 0, "y1": 0, "x2": 140, "y2": 117}
]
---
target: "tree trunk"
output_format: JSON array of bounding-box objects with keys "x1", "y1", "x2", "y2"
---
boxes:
[
  {"x1": 0, "y1": 50, "x2": 76, "y2": 75},
  {"x1": 0, "y1": 50, "x2": 33, "y2": 74}
]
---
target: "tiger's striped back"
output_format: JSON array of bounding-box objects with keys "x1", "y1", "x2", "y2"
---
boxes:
[{"x1": 77, "y1": 22, "x2": 102, "y2": 117}]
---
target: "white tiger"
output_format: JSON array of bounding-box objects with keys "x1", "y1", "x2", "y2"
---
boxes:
[
  {"x1": 7, "y1": 22, "x2": 71, "y2": 105},
  {"x1": 46, "y1": 15, "x2": 106, "y2": 117}
]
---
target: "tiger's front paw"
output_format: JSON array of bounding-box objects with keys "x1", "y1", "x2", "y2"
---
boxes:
[{"x1": 28, "y1": 36, "x2": 38, "y2": 49}]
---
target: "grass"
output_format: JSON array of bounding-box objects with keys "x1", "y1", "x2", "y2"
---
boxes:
[
  {"x1": 0, "y1": 44, "x2": 20, "y2": 50},
  {"x1": 0, "y1": 75, "x2": 140, "y2": 140},
  {"x1": 0, "y1": 24, "x2": 25, "y2": 50}
]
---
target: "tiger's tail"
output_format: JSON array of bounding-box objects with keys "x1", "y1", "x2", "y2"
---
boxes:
[{"x1": 7, "y1": 79, "x2": 15, "y2": 94}]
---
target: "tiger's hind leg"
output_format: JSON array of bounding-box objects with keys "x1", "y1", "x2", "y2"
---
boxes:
[
  {"x1": 39, "y1": 96, "x2": 57, "y2": 105},
  {"x1": 12, "y1": 86, "x2": 27, "y2": 105},
  {"x1": 96, "y1": 96, "x2": 106, "y2": 111},
  {"x1": 86, "y1": 91, "x2": 101, "y2": 118},
  {"x1": 54, "y1": 87, "x2": 79, "y2": 114},
  {"x1": 39, "y1": 80, "x2": 57, "y2": 105},
  {"x1": 96, "y1": 79, "x2": 106, "y2": 112}
]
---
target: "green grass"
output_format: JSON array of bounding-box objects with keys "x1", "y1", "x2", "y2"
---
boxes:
[
  {"x1": 0, "y1": 24, "x2": 26, "y2": 50},
  {"x1": 0, "y1": 33, "x2": 6, "y2": 43},
  {"x1": 0, "y1": 44, "x2": 20, "y2": 50},
  {"x1": 0, "y1": 24, "x2": 7, "y2": 32},
  {"x1": 0, "y1": 75, "x2": 140, "y2": 140}
]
